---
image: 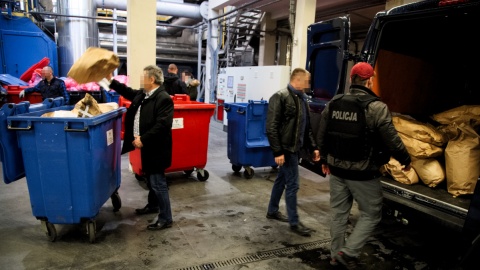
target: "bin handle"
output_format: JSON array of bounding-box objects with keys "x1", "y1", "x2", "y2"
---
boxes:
[
  {"x1": 224, "y1": 107, "x2": 231, "y2": 112},
  {"x1": 236, "y1": 109, "x2": 245, "y2": 115},
  {"x1": 7, "y1": 123, "x2": 32, "y2": 130},
  {"x1": 64, "y1": 122, "x2": 88, "y2": 132}
]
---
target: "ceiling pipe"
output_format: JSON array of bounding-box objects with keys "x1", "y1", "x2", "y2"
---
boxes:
[
  {"x1": 96, "y1": 0, "x2": 203, "y2": 20},
  {"x1": 95, "y1": 0, "x2": 206, "y2": 35},
  {"x1": 99, "y1": 39, "x2": 202, "y2": 56}
]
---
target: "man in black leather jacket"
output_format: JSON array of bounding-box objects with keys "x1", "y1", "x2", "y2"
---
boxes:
[
  {"x1": 265, "y1": 67, "x2": 320, "y2": 237},
  {"x1": 317, "y1": 62, "x2": 411, "y2": 269}
]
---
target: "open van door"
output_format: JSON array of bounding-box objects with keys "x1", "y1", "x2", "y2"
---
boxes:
[{"x1": 299, "y1": 16, "x2": 350, "y2": 176}]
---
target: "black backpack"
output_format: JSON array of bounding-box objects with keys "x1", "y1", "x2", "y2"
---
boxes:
[{"x1": 326, "y1": 94, "x2": 379, "y2": 162}]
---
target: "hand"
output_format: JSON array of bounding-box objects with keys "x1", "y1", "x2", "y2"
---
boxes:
[
  {"x1": 312, "y1": 150, "x2": 320, "y2": 162},
  {"x1": 321, "y1": 164, "x2": 330, "y2": 175},
  {"x1": 97, "y1": 78, "x2": 111, "y2": 90},
  {"x1": 275, "y1": 155, "x2": 285, "y2": 167},
  {"x1": 133, "y1": 135, "x2": 143, "y2": 148},
  {"x1": 19, "y1": 90, "x2": 25, "y2": 98}
]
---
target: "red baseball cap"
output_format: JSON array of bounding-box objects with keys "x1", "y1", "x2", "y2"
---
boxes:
[{"x1": 350, "y1": 62, "x2": 374, "y2": 79}]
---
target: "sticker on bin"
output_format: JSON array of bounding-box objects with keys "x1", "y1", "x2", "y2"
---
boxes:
[
  {"x1": 172, "y1": 118, "x2": 184, "y2": 129},
  {"x1": 107, "y1": 129, "x2": 114, "y2": 146}
]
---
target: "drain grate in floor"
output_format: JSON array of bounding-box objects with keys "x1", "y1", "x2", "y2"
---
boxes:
[{"x1": 175, "y1": 239, "x2": 331, "y2": 270}]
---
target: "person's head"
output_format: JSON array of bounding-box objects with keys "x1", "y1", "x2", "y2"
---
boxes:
[
  {"x1": 350, "y1": 62, "x2": 375, "y2": 89},
  {"x1": 41, "y1": 66, "x2": 54, "y2": 80},
  {"x1": 141, "y1": 65, "x2": 164, "y2": 91},
  {"x1": 289, "y1": 68, "x2": 310, "y2": 91},
  {"x1": 168, "y1": 64, "x2": 178, "y2": 75},
  {"x1": 181, "y1": 70, "x2": 193, "y2": 82}
]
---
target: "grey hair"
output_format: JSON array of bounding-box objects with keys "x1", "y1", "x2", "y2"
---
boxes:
[{"x1": 144, "y1": 65, "x2": 164, "y2": 85}]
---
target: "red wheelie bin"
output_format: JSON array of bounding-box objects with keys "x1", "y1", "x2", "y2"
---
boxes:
[{"x1": 128, "y1": 94, "x2": 216, "y2": 181}]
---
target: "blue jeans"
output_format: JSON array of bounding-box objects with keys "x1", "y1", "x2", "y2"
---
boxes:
[
  {"x1": 149, "y1": 172, "x2": 172, "y2": 224},
  {"x1": 267, "y1": 152, "x2": 300, "y2": 226},
  {"x1": 329, "y1": 174, "x2": 383, "y2": 258}
]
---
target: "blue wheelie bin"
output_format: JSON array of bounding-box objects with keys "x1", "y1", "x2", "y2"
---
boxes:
[
  {"x1": 5, "y1": 104, "x2": 126, "y2": 243},
  {"x1": 224, "y1": 100, "x2": 277, "y2": 179},
  {"x1": 0, "y1": 97, "x2": 65, "y2": 183}
]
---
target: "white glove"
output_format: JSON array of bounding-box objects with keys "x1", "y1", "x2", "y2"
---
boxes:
[
  {"x1": 19, "y1": 90, "x2": 25, "y2": 98},
  {"x1": 97, "y1": 78, "x2": 111, "y2": 90}
]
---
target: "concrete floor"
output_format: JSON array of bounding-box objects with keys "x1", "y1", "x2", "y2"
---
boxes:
[{"x1": 0, "y1": 119, "x2": 467, "y2": 270}]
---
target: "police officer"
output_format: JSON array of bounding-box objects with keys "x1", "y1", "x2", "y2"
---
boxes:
[{"x1": 316, "y1": 62, "x2": 411, "y2": 269}]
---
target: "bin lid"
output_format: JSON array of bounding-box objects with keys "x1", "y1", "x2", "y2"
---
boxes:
[{"x1": 0, "y1": 98, "x2": 66, "y2": 184}]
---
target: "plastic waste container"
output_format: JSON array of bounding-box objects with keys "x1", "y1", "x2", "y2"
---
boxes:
[
  {"x1": 5, "y1": 85, "x2": 43, "y2": 104},
  {"x1": 129, "y1": 94, "x2": 216, "y2": 181},
  {"x1": 0, "y1": 97, "x2": 65, "y2": 183},
  {"x1": 6, "y1": 105, "x2": 126, "y2": 243},
  {"x1": 224, "y1": 100, "x2": 276, "y2": 179}
]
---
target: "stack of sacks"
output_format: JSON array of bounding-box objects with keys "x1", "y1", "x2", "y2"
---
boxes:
[
  {"x1": 392, "y1": 115, "x2": 448, "y2": 187},
  {"x1": 432, "y1": 105, "x2": 480, "y2": 197}
]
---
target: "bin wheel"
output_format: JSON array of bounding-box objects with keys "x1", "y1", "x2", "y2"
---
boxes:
[
  {"x1": 232, "y1": 165, "x2": 242, "y2": 173},
  {"x1": 244, "y1": 167, "x2": 255, "y2": 179},
  {"x1": 87, "y1": 221, "x2": 96, "y2": 243},
  {"x1": 184, "y1": 169, "x2": 194, "y2": 176},
  {"x1": 111, "y1": 191, "x2": 122, "y2": 212},
  {"x1": 197, "y1": 170, "x2": 209, "y2": 181},
  {"x1": 135, "y1": 173, "x2": 147, "y2": 182},
  {"x1": 43, "y1": 221, "x2": 57, "y2": 242}
]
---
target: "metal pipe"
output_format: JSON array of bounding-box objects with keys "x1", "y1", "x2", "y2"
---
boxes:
[
  {"x1": 96, "y1": 0, "x2": 202, "y2": 20},
  {"x1": 113, "y1": 8, "x2": 117, "y2": 76},
  {"x1": 29, "y1": 11, "x2": 125, "y2": 21},
  {"x1": 56, "y1": 0, "x2": 98, "y2": 77}
]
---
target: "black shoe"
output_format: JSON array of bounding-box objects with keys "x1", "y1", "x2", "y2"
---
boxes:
[
  {"x1": 266, "y1": 211, "x2": 289, "y2": 222},
  {"x1": 135, "y1": 205, "x2": 159, "y2": 215},
  {"x1": 335, "y1": 251, "x2": 358, "y2": 270},
  {"x1": 147, "y1": 221, "x2": 172, "y2": 231},
  {"x1": 290, "y1": 222, "x2": 312, "y2": 237}
]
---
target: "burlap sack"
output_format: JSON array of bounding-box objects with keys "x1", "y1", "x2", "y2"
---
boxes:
[
  {"x1": 383, "y1": 157, "x2": 419, "y2": 185},
  {"x1": 41, "y1": 96, "x2": 118, "y2": 117},
  {"x1": 432, "y1": 105, "x2": 480, "y2": 126},
  {"x1": 392, "y1": 115, "x2": 447, "y2": 146},
  {"x1": 444, "y1": 122, "x2": 480, "y2": 197},
  {"x1": 411, "y1": 157, "x2": 445, "y2": 188},
  {"x1": 67, "y1": 47, "x2": 119, "y2": 84},
  {"x1": 72, "y1": 93, "x2": 102, "y2": 118},
  {"x1": 398, "y1": 132, "x2": 444, "y2": 158}
]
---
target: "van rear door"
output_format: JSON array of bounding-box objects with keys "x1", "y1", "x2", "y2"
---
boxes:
[
  {"x1": 300, "y1": 16, "x2": 350, "y2": 175},
  {"x1": 306, "y1": 16, "x2": 350, "y2": 111}
]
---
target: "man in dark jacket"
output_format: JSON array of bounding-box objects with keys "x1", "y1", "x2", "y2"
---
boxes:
[
  {"x1": 106, "y1": 65, "x2": 174, "y2": 231},
  {"x1": 266, "y1": 67, "x2": 320, "y2": 237},
  {"x1": 163, "y1": 63, "x2": 187, "y2": 96},
  {"x1": 19, "y1": 66, "x2": 70, "y2": 104},
  {"x1": 316, "y1": 62, "x2": 411, "y2": 269}
]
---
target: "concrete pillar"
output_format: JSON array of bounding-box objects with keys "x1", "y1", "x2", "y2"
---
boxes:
[
  {"x1": 291, "y1": 0, "x2": 316, "y2": 69},
  {"x1": 127, "y1": 0, "x2": 157, "y2": 88},
  {"x1": 258, "y1": 13, "x2": 276, "y2": 66}
]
